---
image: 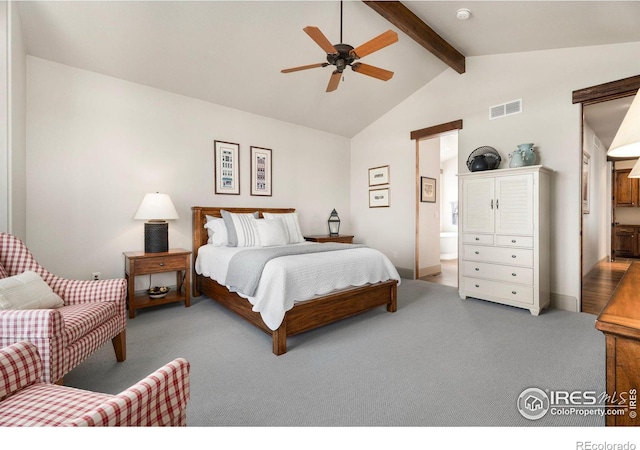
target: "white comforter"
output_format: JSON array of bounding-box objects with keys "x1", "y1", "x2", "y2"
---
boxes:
[{"x1": 195, "y1": 243, "x2": 401, "y2": 330}]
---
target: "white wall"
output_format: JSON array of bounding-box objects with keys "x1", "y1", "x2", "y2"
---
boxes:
[
  {"x1": 351, "y1": 42, "x2": 640, "y2": 306},
  {"x1": 0, "y1": 2, "x2": 7, "y2": 233},
  {"x1": 26, "y1": 57, "x2": 351, "y2": 281},
  {"x1": 581, "y1": 120, "x2": 610, "y2": 274},
  {"x1": 9, "y1": 1, "x2": 26, "y2": 240}
]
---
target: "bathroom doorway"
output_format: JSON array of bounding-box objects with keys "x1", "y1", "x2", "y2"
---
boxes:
[{"x1": 416, "y1": 130, "x2": 459, "y2": 288}]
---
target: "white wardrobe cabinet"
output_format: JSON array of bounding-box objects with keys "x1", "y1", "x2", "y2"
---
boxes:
[{"x1": 458, "y1": 165, "x2": 551, "y2": 315}]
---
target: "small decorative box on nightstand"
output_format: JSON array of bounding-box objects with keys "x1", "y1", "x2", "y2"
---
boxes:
[
  {"x1": 123, "y1": 248, "x2": 191, "y2": 319},
  {"x1": 304, "y1": 235, "x2": 354, "y2": 244}
]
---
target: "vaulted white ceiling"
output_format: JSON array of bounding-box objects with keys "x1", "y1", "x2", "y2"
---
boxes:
[{"x1": 16, "y1": 1, "x2": 640, "y2": 138}]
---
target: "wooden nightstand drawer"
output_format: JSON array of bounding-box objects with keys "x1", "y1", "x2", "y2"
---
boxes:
[{"x1": 135, "y1": 255, "x2": 186, "y2": 274}]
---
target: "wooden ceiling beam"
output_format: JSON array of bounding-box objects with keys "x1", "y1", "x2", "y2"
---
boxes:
[{"x1": 363, "y1": 1, "x2": 465, "y2": 74}]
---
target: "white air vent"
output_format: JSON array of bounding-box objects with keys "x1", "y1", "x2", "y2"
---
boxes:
[{"x1": 489, "y1": 99, "x2": 522, "y2": 120}]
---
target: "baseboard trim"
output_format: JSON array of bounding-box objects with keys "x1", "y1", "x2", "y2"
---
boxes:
[
  {"x1": 418, "y1": 264, "x2": 441, "y2": 278},
  {"x1": 396, "y1": 267, "x2": 413, "y2": 279},
  {"x1": 550, "y1": 293, "x2": 579, "y2": 312}
]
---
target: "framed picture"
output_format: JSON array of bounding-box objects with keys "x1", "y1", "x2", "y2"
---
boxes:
[
  {"x1": 582, "y1": 151, "x2": 590, "y2": 214},
  {"x1": 369, "y1": 188, "x2": 390, "y2": 208},
  {"x1": 214, "y1": 140, "x2": 240, "y2": 195},
  {"x1": 250, "y1": 146, "x2": 272, "y2": 196},
  {"x1": 421, "y1": 177, "x2": 436, "y2": 203},
  {"x1": 369, "y1": 165, "x2": 390, "y2": 186}
]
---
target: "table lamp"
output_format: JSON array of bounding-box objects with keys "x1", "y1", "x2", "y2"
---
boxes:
[
  {"x1": 608, "y1": 91, "x2": 640, "y2": 176},
  {"x1": 134, "y1": 193, "x2": 179, "y2": 253}
]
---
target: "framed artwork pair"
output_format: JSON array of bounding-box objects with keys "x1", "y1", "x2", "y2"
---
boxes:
[
  {"x1": 368, "y1": 165, "x2": 390, "y2": 208},
  {"x1": 214, "y1": 140, "x2": 272, "y2": 196}
]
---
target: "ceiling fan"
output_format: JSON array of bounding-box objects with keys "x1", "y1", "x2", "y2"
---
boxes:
[{"x1": 281, "y1": 2, "x2": 398, "y2": 92}]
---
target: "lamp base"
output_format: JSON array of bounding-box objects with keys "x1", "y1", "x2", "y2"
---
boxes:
[{"x1": 144, "y1": 222, "x2": 168, "y2": 253}]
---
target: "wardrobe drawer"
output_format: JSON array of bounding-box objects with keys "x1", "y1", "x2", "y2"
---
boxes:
[
  {"x1": 463, "y1": 245, "x2": 533, "y2": 267},
  {"x1": 463, "y1": 234, "x2": 494, "y2": 245},
  {"x1": 462, "y1": 277, "x2": 534, "y2": 305},
  {"x1": 496, "y1": 235, "x2": 534, "y2": 248},
  {"x1": 462, "y1": 261, "x2": 533, "y2": 285}
]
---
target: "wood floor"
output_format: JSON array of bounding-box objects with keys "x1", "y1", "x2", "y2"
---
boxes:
[
  {"x1": 581, "y1": 259, "x2": 633, "y2": 315},
  {"x1": 419, "y1": 259, "x2": 458, "y2": 288},
  {"x1": 419, "y1": 258, "x2": 632, "y2": 316}
]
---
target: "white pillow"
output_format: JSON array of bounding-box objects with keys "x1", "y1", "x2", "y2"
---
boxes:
[
  {"x1": 252, "y1": 218, "x2": 288, "y2": 247},
  {"x1": 221, "y1": 210, "x2": 260, "y2": 247},
  {"x1": 262, "y1": 212, "x2": 305, "y2": 244},
  {"x1": 0, "y1": 271, "x2": 64, "y2": 310},
  {"x1": 204, "y1": 216, "x2": 228, "y2": 246}
]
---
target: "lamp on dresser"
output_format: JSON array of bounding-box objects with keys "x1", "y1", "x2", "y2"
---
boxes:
[
  {"x1": 134, "y1": 192, "x2": 179, "y2": 253},
  {"x1": 608, "y1": 89, "x2": 640, "y2": 176}
]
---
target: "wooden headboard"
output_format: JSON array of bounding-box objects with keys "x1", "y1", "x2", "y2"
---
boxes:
[{"x1": 191, "y1": 206, "x2": 296, "y2": 260}]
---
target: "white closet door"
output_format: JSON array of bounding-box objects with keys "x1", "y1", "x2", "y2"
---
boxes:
[
  {"x1": 462, "y1": 177, "x2": 495, "y2": 234},
  {"x1": 495, "y1": 173, "x2": 534, "y2": 236}
]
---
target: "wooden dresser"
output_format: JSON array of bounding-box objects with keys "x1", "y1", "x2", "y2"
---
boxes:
[{"x1": 595, "y1": 261, "x2": 640, "y2": 426}]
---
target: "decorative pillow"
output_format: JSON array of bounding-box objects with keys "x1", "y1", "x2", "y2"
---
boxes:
[
  {"x1": 221, "y1": 210, "x2": 260, "y2": 247},
  {"x1": 0, "y1": 271, "x2": 64, "y2": 310},
  {"x1": 252, "y1": 218, "x2": 288, "y2": 247},
  {"x1": 262, "y1": 212, "x2": 305, "y2": 244},
  {"x1": 0, "y1": 263, "x2": 7, "y2": 279},
  {"x1": 204, "y1": 216, "x2": 229, "y2": 246}
]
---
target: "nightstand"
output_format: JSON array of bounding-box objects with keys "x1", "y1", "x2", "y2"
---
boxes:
[
  {"x1": 123, "y1": 248, "x2": 191, "y2": 319},
  {"x1": 304, "y1": 235, "x2": 354, "y2": 244}
]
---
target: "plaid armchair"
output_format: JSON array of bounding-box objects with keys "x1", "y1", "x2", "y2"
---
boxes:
[
  {"x1": 0, "y1": 341, "x2": 190, "y2": 426},
  {"x1": 0, "y1": 233, "x2": 127, "y2": 383}
]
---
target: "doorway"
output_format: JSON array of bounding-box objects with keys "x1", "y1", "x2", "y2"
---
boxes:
[
  {"x1": 412, "y1": 120, "x2": 463, "y2": 287},
  {"x1": 574, "y1": 75, "x2": 640, "y2": 314}
]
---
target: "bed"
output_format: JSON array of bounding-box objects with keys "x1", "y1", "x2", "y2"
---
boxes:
[{"x1": 192, "y1": 206, "x2": 399, "y2": 355}]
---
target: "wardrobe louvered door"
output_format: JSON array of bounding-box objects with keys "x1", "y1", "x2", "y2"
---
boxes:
[{"x1": 495, "y1": 173, "x2": 534, "y2": 236}]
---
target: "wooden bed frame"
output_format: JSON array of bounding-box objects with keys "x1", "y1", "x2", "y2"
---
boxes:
[{"x1": 192, "y1": 206, "x2": 398, "y2": 355}]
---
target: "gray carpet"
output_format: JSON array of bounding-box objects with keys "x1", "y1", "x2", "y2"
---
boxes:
[{"x1": 64, "y1": 279, "x2": 606, "y2": 427}]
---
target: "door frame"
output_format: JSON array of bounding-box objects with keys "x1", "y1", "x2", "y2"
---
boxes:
[
  {"x1": 572, "y1": 74, "x2": 640, "y2": 310},
  {"x1": 411, "y1": 120, "x2": 463, "y2": 279}
]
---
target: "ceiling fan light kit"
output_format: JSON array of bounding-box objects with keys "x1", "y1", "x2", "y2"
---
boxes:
[{"x1": 281, "y1": 2, "x2": 398, "y2": 92}]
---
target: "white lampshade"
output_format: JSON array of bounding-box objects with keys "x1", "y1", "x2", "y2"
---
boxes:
[
  {"x1": 629, "y1": 159, "x2": 640, "y2": 178},
  {"x1": 607, "y1": 92, "x2": 640, "y2": 157},
  {"x1": 134, "y1": 193, "x2": 179, "y2": 221}
]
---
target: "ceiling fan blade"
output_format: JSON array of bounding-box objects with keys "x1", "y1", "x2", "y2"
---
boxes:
[
  {"x1": 351, "y1": 63, "x2": 394, "y2": 81},
  {"x1": 304, "y1": 26, "x2": 338, "y2": 54},
  {"x1": 281, "y1": 63, "x2": 328, "y2": 73},
  {"x1": 326, "y1": 70, "x2": 342, "y2": 92},
  {"x1": 350, "y1": 30, "x2": 398, "y2": 59}
]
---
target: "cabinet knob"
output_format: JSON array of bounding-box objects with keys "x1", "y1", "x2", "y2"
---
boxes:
[
  {"x1": 511, "y1": 239, "x2": 516, "y2": 243},
  {"x1": 512, "y1": 291, "x2": 517, "y2": 295},
  {"x1": 512, "y1": 255, "x2": 517, "y2": 258},
  {"x1": 512, "y1": 273, "x2": 517, "y2": 277},
  {"x1": 475, "y1": 284, "x2": 480, "y2": 288},
  {"x1": 475, "y1": 268, "x2": 480, "y2": 271},
  {"x1": 475, "y1": 237, "x2": 480, "y2": 241},
  {"x1": 475, "y1": 251, "x2": 480, "y2": 255},
  {"x1": 159, "y1": 262, "x2": 164, "y2": 266}
]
